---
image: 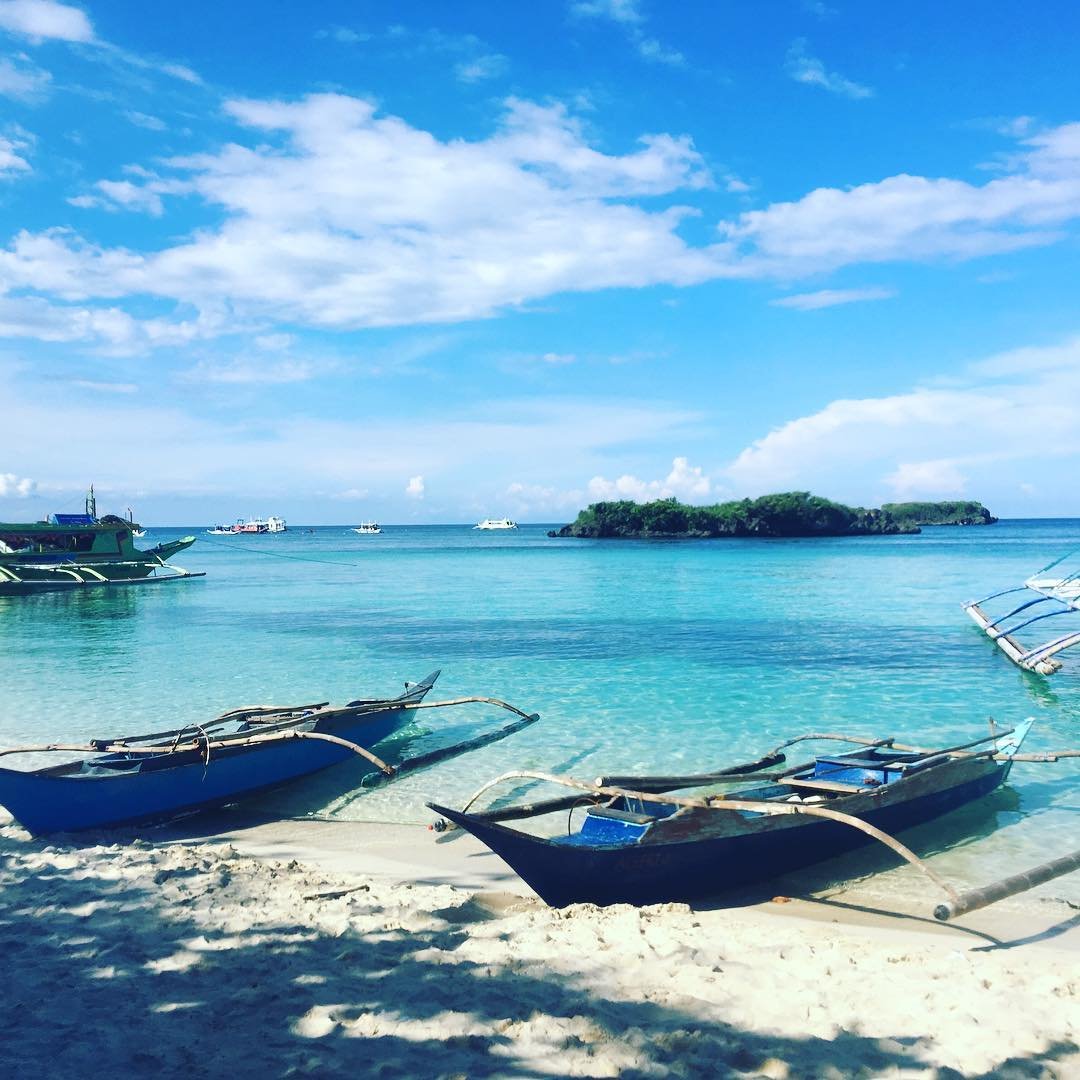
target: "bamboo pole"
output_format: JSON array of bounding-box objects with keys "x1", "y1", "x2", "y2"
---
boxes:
[{"x1": 934, "y1": 848, "x2": 1080, "y2": 921}]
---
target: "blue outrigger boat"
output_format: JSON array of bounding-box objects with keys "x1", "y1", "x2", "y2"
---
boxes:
[
  {"x1": 0, "y1": 671, "x2": 538, "y2": 835},
  {"x1": 429, "y1": 720, "x2": 1080, "y2": 915}
]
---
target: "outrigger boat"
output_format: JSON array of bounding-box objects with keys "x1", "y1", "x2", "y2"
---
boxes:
[
  {"x1": 0, "y1": 486, "x2": 200, "y2": 595},
  {"x1": 431, "y1": 721, "x2": 1080, "y2": 919},
  {"x1": 0, "y1": 670, "x2": 539, "y2": 835},
  {"x1": 964, "y1": 550, "x2": 1080, "y2": 674}
]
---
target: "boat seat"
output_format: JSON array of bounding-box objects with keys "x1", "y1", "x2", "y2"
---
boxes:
[{"x1": 781, "y1": 777, "x2": 873, "y2": 794}]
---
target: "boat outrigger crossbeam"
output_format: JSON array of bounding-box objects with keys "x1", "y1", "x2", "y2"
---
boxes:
[{"x1": 964, "y1": 551, "x2": 1080, "y2": 674}]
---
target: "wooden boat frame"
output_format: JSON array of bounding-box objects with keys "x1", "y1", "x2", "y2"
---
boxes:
[
  {"x1": 964, "y1": 551, "x2": 1080, "y2": 674},
  {"x1": 430, "y1": 721, "x2": 1080, "y2": 918},
  {"x1": 0, "y1": 671, "x2": 539, "y2": 834}
]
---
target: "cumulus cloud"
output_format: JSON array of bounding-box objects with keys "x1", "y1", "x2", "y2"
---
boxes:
[
  {"x1": 724, "y1": 335, "x2": 1080, "y2": 501},
  {"x1": 786, "y1": 39, "x2": 873, "y2": 99},
  {"x1": 7, "y1": 93, "x2": 718, "y2": 333},
  {"x1": 405, "y1": 475, "x2": 425, "y2": 499},
  {"x1": 8, "y1": 103, "x2": 1080, "y2": 348},
  {"x1": 0, "y1": 471, "x2": 35, "y2": 497},
  {"x1": 770, "y1": 286, "x2": 896, "y2": 310},
  {"x1": 885, "y1": 459, "x2": 968, "y2": 498},
  {"x1": 0, "y1": 0, "x2": 93, "y2": 42},
  {"x1": 587, "y1": 456, "x2": 713, "y2": 502},
  {"x1": 722, "y1": 121, "x2": 1080, "y2": 276}
]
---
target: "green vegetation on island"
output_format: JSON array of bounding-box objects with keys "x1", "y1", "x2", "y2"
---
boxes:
[
  {"x1": 547, "y1": 493, "x2": 998, "y2": 539},
  {"x1": 879, "y1": 501, "x2": 998, "y2": 527}
]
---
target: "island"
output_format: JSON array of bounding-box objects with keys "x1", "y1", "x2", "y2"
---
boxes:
[
  {"x1": 879, "y1": 501, "x2": 998, "y2": 527},
  {"x1": 547, "y1": 493, "x2": 997, "y2": 539}
]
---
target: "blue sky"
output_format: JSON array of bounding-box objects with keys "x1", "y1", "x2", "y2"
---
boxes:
[{"x1": 2, "y1": 0, "x2": 1080, "y2": 524}]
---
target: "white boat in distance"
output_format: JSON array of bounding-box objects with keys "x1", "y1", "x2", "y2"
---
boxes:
[
  {"x1": 474, "y1": 518, "x2": 518, "y2": 530},
  {"x1": 207, "y1": 516, "x2": 287, "y2": 535},
  {"x1": 353, "y1": 522, "x2": 381, "y2": 534}
]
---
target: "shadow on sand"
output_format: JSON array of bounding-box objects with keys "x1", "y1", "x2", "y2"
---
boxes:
[{"x1": 1, "y1": 824, "x2": 1077, "y2": 1079}]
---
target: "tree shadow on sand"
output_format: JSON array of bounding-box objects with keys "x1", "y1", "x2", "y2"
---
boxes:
[{"x1": 2, "y1": 829, "x2": 1077, "y2": 1080}]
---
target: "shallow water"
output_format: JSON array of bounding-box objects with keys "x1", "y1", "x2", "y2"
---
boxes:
[{"x1": 1, "y1": 520, "x2": 1077, "y2": 901}]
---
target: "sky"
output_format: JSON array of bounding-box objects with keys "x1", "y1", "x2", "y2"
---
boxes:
[{"x1": 1, "y1": 0, "x2": 1080, "y2": 525}]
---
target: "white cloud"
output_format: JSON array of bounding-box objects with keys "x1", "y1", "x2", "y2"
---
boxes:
[
  {"x1": 405, "y1": 475, "x2": 425, "y2": 499},
  {"x1": 570, "y1": 1, "x2": 643, "y2": 25},
  {"x1": 0, "y1": 471, "x2": 35, "y2": 497},
  {"x1": 9, "y1": 94, "x2": 717, "y2": 332},
  {"x1": 885, "y1": 459, "x2": 967, "y2": 498},
  {"x1": 505, "y1": 481, "x2": 583, "y2": 514},
  {"x1": 0, "y1": 0, "x2": 93, "y2": 42},
  {"x1": 786, "y1": 39, "x2": 873, "y2": 99},
  {"x1": 0, "y1": 131, "x2": 31, "y2": 177},
  {"x1": 125, "y1": 111, "x2": 167, "y2": 132},
  {"x1": 724, "y1": 334, "x2": 1080, "y2": 502},
  {"x1": 179, "y1": 358, "x2": 314, "y2": 385},
  {"x1": 587, "y1": 456, "x2": 713, "y2": 502},
  {"x1": 69, "y1": 379, "x2": 137, "y2": 393},
  {"x1": 770, "y1": 286, "x2": 896, "y2": 310},
  {"x1": 0, "y1": 56, "x2": 49, "y2": 99},
  {"x1": 334, "y1": 487, "x2": 370, "y2": 500},
  {"x1": 718, "y1": 121, "x2": 1080, "y2": 275},
  {"x1": 455, "y1": 53, "x2": 508, "y2": 83},
  {"x1": 570, "y1": 0, "x2": 684, "y2": 66}
]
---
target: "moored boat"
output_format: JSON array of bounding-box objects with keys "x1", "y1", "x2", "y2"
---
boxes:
[
  {"x1": 429, "y1": 721, "x2": 1071, "y2": 911},
  {"x1": 0, "y1": 672, "x2": 539, "y2": 835},
  {"x1": 0, "y1": 486, "x2": 200, "y2": 595},
  {"x1": 474, "y1": 518, "x2": 517, "y2": 530},
  {"x1": 353, "y1": 522, "x2": 381, "y2": 534}
]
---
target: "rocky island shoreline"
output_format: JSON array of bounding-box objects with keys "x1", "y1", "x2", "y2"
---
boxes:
[{"x1": 548, "y1": 493, "x2": 997, "y2": 539}]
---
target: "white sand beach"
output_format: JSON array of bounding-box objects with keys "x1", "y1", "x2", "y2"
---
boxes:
[{"x1": 1, "y1": 810, "x2": 1077, "y2": 1079}]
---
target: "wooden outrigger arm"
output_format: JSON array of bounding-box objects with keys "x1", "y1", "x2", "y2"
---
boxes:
[{"x1": 965, "y1": 558, "x2": 1080, "y2": 674}]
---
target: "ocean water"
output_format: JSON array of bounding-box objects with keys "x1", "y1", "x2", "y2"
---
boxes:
[{"x1": 1, "y1": 520, "x2": 1078, "y2": 903}]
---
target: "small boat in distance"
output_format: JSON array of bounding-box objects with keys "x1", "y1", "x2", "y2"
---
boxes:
[
  {"x1": 353, "y1": 522, "x2": 381, "y2": 534},
  {"x1": 207, "y1": 516, "x2": 287, "y2": 535},
  {"x1": 430, "y1": 721, "x2": 1047, "y2": 910},
  {"x1": 474, "y1": 518, "x2": 517, "y2": 530},
  {"x1": 0, "y1": 486, "x2": 200, "y2": 595}
]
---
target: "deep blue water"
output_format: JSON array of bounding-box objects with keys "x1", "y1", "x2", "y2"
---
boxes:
[{"x1": 1, "y1": 520, "x2": 1077, "y2": 901}]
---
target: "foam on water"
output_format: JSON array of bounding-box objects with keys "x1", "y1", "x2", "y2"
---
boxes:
[{"x1": 1, "y1": 520, "x2": 1077, "y2": 901}]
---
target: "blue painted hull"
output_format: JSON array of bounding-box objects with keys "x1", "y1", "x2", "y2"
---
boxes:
[
  {"x1": 0, "y1": 676, "x2": 436, "y2": 834},
  {"x1": 431, "y1": 759, "x2": 1013, "y2": 907}
]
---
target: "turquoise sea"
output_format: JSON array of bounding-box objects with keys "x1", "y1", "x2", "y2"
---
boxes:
[{"x1": 1, "y1": 520, "x2": 1078, "y2": 904}]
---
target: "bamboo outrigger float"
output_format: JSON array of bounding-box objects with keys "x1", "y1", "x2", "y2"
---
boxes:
[
  {"x1": 430, "y1": 721, "x2": 1080, "y2": 920},
  {"x1": 964, "y1": 550, "x2": 1080, "y2": 674}
]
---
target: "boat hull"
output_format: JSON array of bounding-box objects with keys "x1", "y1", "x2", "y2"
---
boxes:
[
  {"x1": 0, "y1": 677, "x2": 436, "y2": 834},
  {"x1": 431, "y1": 758, "x2": 1013, "y2": 907}
]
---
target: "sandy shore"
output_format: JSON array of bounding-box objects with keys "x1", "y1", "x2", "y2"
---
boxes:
[{"x1": 1, "y1": 810, "x2": 1077, "y2": 1079}]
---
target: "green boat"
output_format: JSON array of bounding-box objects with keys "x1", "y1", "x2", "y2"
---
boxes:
[{"x1": 0, "y1": 486, "x2": 202, "y2": 595}]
